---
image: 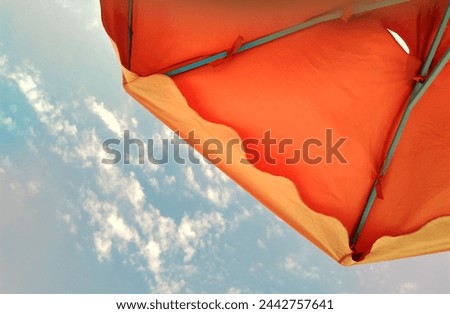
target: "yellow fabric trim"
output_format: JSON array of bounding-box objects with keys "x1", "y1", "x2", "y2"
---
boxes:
[{"x1": 349, "y1": 216, "x2": 450, "y2": 265}]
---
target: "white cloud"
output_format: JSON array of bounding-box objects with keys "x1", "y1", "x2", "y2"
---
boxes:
[
  {"x1": 398, "y1": 282, "x2": 418, "y2": 293},
  {"x1": 50, "y1": 128, "x2": 104, "y2": 168},
  {"x1": 132, "y1": 209, "x2": 226, "y2": 292},
  {"x1": 0, "y1": 55, "x2": 209, "y2": 293},
  {"x1": 2, "y1": 10, "x2": 237, "y2": 296},
  {"x1": 177, "y1": 212, "x2": 226, "y2": 262},
  {"x1": 82, "y1": 173, "x2": 230, "y2": 293},
  {"x1": 82, "y1": 189, "x2": 141, "y2": 261},
  {"x1": 26, "y1": 181, "x2": 40, "y2": 196},
  {"x1": 0, "y1": 54, "x2": 7, "y2": 71},
  {"x1": 178, "y1": 220, "x2": 197, "y2": 262},
  {"x1": 0, "y1": 156, "x2": 12, "y2": 169},
  {"x1": 249, "y1": 262, "x2": 264, "y2": 273},
  {"x1": 199, "y1": 159, "x2": 230, "y2": 184},
  {"x1": 131, "y1": 117, "x2": 138, "y2": 128},
  {"x1": 227, "y1": 287, "x2": 241, "y2": 294},
  {"x1": 302, "y1": 267, "x2": 320, "y2": 280},
  {"x1": 144, "y1": 240, "x2": 162, "y2": 274},
  {"x1": 2, "y1": 117, "x2": 13, "y2": 126},
  {"x1": 163, "y1": 175, "x2": 176, "y2": 185},
  {"x1": 184, "y1": 166, "x2": 233, "y2": 208},
  {"x1": 185, "y1": 167, "x2": 202, "y2": 192},
  {"x1": 183, "y1": 265, "x2": 197, "y2": 276},
  {"x1": 161, "y1": 125, "x2": 174, "y2": 139},
  {"x1": 149, "y1": 177, "x2": 160, "y2": 190},
  {"x1": 257, "y1": 239, "x2": 266, "y2": 250},
  {"x1": 358, "y1": 264, "x2": 392, "y2": 288},
  {"x1": 134, "y1": 206, "x2": 176, "y2": 251},
  {"x1": 61, "y1": 213, "x2": 78, "y2": 234},
  {"x1": 89, "y1": 98, "x2": 125, "y2": 137},
  {"x1": 107, "y1": 214, "x2": 138, "y2": 243},
  {"x1": 282, "y1": 255, "x2": 320, "y2": 281},
  {"x1": 1, "y1": 61, "x2": 78, "y2": 137},
  {"x1": 74, "y1": 129, "x2": 105, "y2": 167},
  {"x1": 229, "y1": 206, "x2": 253, "y2": 229},
  {"x1": 205, "y1": 186, "x2": 231, "y2": 208},
  {"x1": 0, "y1": 159, "x2": 41, "y2": 198},
  {"x1": 154, "y1": 277, "x2": 185, "y2": 294},
  {"x1": 266, "y1": 223, "x2": 284, "y2": 239},
  {"x1": 284, "y1": 256, "x2": 296, "y2": 271},
  {"x1": 94, "y1": 232, "x2": 113, "y2": 261},
  {"x1": 135, "y1": 207, "x2": 227, "y2": 291},
  {"x1": 143, "y1": 161, "x2": 160, "y2": 174},
  {"x1": 96, "y1": 166, "x2": 145, "y2": 210}
]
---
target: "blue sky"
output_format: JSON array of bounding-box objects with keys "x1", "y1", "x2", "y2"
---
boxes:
[{"x1": 0, "y1": 0, "x2": 449, "y2": 294}]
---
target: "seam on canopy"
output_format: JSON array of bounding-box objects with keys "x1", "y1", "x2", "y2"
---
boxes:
[{"x1": 127, "y1": 0, "x2": 134, "y2": 70}]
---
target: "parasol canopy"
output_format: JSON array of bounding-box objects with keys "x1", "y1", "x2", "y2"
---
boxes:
[{"x1": 100, "y1": 0, "x2": 450, "y2": 265}]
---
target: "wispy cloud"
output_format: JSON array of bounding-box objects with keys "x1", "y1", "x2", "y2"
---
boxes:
[
  {"x1": 177, "y1": 212, "x2": 226, "y2": 262},
  {"x1": 2, "y1": 60, "x2": 78, "y2": 137},
  {"x1": 184, "y1": 165, "x2": 233, "y2": 208},
  {"x1": 82, "y1": 180, "x2": 229, "y2": 292},
  {"x1": 89, "y1": 98, "x2": 126, "y2": 138},
  {"x1": 282, "y1": 255, "x2": 320, "y2": 281},
  {"x1": 397, "y1": 282, "x2": 418, "y2": 293},
  {"x1": 163, "y1": 175, "x2": 176, "y2": 186},
  {"x1": 96, "y1": 166, "x2": 146, "y2": 210}
]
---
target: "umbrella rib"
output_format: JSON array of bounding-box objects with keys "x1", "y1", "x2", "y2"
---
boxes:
[
  {"x1": 127, "y1": 0, "x2": 134, "y2": 70},
  {"x1": 351, "y1": 1, "x2": 450, "y2": 247},
  {"x1": 165, "y1": 0, "x2": 409, "y2": 77}
]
